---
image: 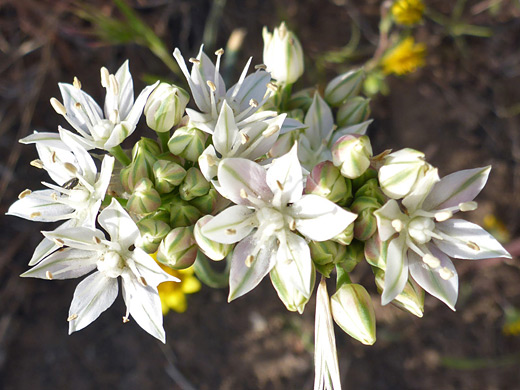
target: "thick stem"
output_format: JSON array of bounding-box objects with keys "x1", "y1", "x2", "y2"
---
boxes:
[
  {"x1": 157, "y1": 131, "x2": 170, "y2": 153},
  {"x1": 109, "y1": 145, "x2": 131, "y2": 166}
]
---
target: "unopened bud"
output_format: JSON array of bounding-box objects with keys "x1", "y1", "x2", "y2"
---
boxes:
[
  {"x1": 121, "y1": 138, "x2": 160, "y2": 192},
  {"x1": 309, "y1": 240, "x2": 347, "y2": 277},
  {"x1": 350, "y1": 196, "x2": 381, "y2": 241},
  {"x1": 374, "y1": 270, "x2": 424, "y2": 317},
  {"x1": 127, "y1": 178, "x2": 161, "y2": 215},
  {"x1": 135, "y1": 218, "x2": 171, "y2": 253},
  {"x1": 305, "y1": 161, "x2": 352, "y2": 205},
  {"x1": 156, "y1": 226, "x2": 197, "y2": 269},
  {"x1": 179, "y1": 167, "x2": 210, "y2": 201},
  {"x1": 169, "y1": 197, "x2": 202, "y2": 228},
  {"x1": 336, "y1": 97, "x2": 371, "y2": 127},
  {"x1": 331, "y1": 222, "x2": 355, "y2": 246},
  {"x1": 194, "y1": 216, "x2": 233, "y2": 261},
  {"x1": 189, "y1": 188, "x2": 221, "y2": 215},
  {"x1": 144, "y1": 83, "x2": 190, "y2": 132},
  {"x1": 331, "y1": 283, "x2": 376, "y2": 345},
  {"x1": 324, "y1": 68, "x2": 365, "y2": 107},
  {"x1": 153, "y1": 160, "x2": 187, "y2": 194},
  {"x1": 332, "y1": 134, "x2": 373, "y2": 179},
  {"x1": 168, "y1": 126, "x2": 206, "y2": 162}
]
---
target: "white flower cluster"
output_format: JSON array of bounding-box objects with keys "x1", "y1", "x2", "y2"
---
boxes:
[{"x1": 7, "y1": 22, "x2": 511, "y2": 389}]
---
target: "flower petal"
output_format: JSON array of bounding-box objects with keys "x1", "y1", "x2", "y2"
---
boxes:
[
  {"x1": 226, "y1": 71, "x2": 270, "y2": 113},
  {"x1": 292, "y1": 194, "x2": 357, "y2": 241},
  {"x1": 228, "y1": 234, "x2": 278, "y2": 301},
  {"x1": 217, "y1": 158, "x2": 273, "y2": 206},
  {"x1": 98, "y1": 198, "x2": 139, "y2": 250},
  {"x1": 423, "y1": 166, "x2": 491, "y2": 211},
  {"x1": 113, "y1": 60, "x2": 134, "y2": 118},
  {"x1": 304, "y1": 93, "x2": 334, "y2": 145},
  {"x1": 409, "y1": 245, "x2": 458, "y2": 310},
  {"x1": 213, "y1": 100, "x2": 238, "y2": 155},
  {"x1": 43, "y1": 227, "x2": 105, "y2": 251},
  {"x1": 402, "y1": 167, "x2": 440, "y2": 213},
  {"x1": 434, "y1": 219, "x2": 511, "y2": 260},
  {"x1": 68, "y1": 272, "x2": 118, "y2": 333},
  {"x1": 22, "y1": 248, "x2": 97, "y2": 280},
  {"x1": 201, "y1": 205, "x2": 256, "y2": 244},
  {"x1": 266, "y1": 143, "x2": 303, "y2": 206},
  {"x1": 131, "y1": 248, "x2": 179, "y2": 287},
  {"x1": 7, "y1": 189, "x2": 74, "y2": 222},
  {"x1": 381, "y1": 235, "x2": 409, "y2": 305},
  {"x1": 374, "y1": 199, "x2": 405, "y2": 242}
]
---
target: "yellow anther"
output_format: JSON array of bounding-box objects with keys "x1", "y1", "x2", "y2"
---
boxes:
[
  {"x1": 50, "y1": 98, "x2": 67, "y2": 116},
  {"x1": 30, "y1": 159, "x2": 44, "y2": 169},
  {"x1": 240, "y1": 189, "x2": 248, "y2": 199},
  {"x1": 226, "y1": 228, "x2": 237, "y2": 235},
  {"x1": 67, "y1": 314, "x2": 78, "y2": 321},
  {"x1": 18, "y1": 189, "x2": 32, "y2": 199},
  {"x1": 262, "y1": 125, "x2": 279, "y2": 137},
  {"x1": 391, "y1": 219, "x2": 404, "y2": 232},
  {"x1": 73, "y1": 77, "x2": 82, "y2": 89},
  {"x1": 215, "y1": 48, "x2": 224, "y2": 56},
  {"x1": 467, "y1": 241, "x2": 480, "y2": 251},
  {"x1": 245, "y1": 254, "x2": 254, "y2": 267},
  {"x1": 435, "y1": 211, "x2": 453, "y2": 222},
  {"x1": 46, "y1": 271, "x2": 53, "y2": 280},
  {"x1": 439, "y1": 267, "x2": 455, "y2": 280},
  {"x1": 276, "y1": 180, "x2": 284, "y2": 191},
  {"x1": 30, "y1": 212, "x2": 42, "y2": 219},
  {"x1": 459, "y1": 201, "x2": 478, "y2": 212},
  {"x1": 206, "y1": 80, "x2": 217, "y2": 92},
  {"x1": 189, "y1": 57, "x2": 200, "y2": 64},
  {"x1": 422, "y1": 254, "x2": 440, "y2": 269}
]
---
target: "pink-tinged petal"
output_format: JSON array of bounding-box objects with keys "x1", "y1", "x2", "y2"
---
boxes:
[
  {"x1": 131, "y1": 248, "x2": 179, "y2": 287},
  {"x1": 409, "y1": 245, "x2": 458, "y2": 311},
  {"x1": 98, "y1": 198, "x2": 139, "y2": 250},
  {"x1": 304, "y1": 93, "x2": 334, "y2": 145},
  {"x1": 121, "y1": 271, "x2": 166, "y2": 342},
  {"x1": 236, "y1": 113, "x2": 286, "y2": 161},
  {"x1": 228, "y1": 235, "x2": 278, "y2": 301},
  {"x1": 374, "y1": 200, "x2": 405, "y2": 242},
  {"x1": 266, "y1": 143, "x2": 303, "y2": 206},
  {"x1": 201, "y1": 205, "x2": 256, "y2": 244},
  {"x1": 43, "y1": 227, "x2": 106, "y2": 251},
  {"x1": 433, "y1": 219, "x2": 511, "y2": 260},
  {"x1": 213, "y1": 100, "x2": 238, "y2": 155},
  {"x1": 291, "y1": 194, "x2": 357, "y2": 241},
  {"x1": 68, "y1": 272, "x2": 118, "y2": 334},
  {"x1": 217, "y1": 158, "x2": 273, "y2": 206},
  {"x1": 364, "y1": 233, "x2": 388, "y2": 270},
  {"x1": 381, "y1": 235, "x2": 409, "y2": 305},
  {"x1": 402, "y1": 167, "x2": 440, "y2": 213},
  {"x1": 275, "y1": 232, "x2": 314, "y2": 297},
  {"x1": 22, "y1": 248, "x2": 97, "y2": 280},
  {"x1": 7, "y1": 190, "x2": 74, "y2": 222},
  {"x1": 423, "y1": 166, "x2": 491, "y2": 211}
]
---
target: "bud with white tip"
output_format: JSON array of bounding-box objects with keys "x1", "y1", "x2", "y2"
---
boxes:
[
  {"x1": 144, "y1": 82, "x2": 189, "y2": 132},
  {"x1": 332, "y1": 134, "x2": 373, "y2": 179}
]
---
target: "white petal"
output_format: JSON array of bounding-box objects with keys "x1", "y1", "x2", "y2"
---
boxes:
[
  {"x1": 423, "y1": 166, "x2": 491, "y2": 211},
  {"x1": 304, "y1": 93, "x2": 334, "y2": 145},
  {"x1": 201, "y1": 205, "x2": 256, "y2": 244},
  {"x1": 434, "y1": 219, "x2": 511, "y2": 260},
  {"x1": 292, "y1": 194, "x2": 357, "y2": 241},
  {"x1": 43, "y1": 227, "x2": 105, "y2": 251},
  {"x1": 198, "y1": 145, "x2": 219, "y2": 181},
  {"x1": 236, "y1": 113, "x2": 286, "y2": 161},
  {"x1": 374, "y1": 200, "x2": 405, "y2": 242},
  {"x1": 98, "y1": 198, "x2": 139, "y2": 250},
  {"x1": 131, "y1": 248, "x2": 179, "y2": 287},
  {"x1": 266, "y1": 143, "x2": 303, "y2": 206},
  {"x1": 402, "y1": 167, "x2": 440, "y2": 213},
  {"x1": 114, "y1": 60, "x2": 134, "y2": 118},
  {"x1": 332, "y1": 120, "x2": 373, "y2": 144},
  {"x1": 7, "y1": 189, "x2": 74, "y2": 222},
  {"x1": 124, "y1": 81, "x2": 159, "y2": 127},
  {"x1": 173, "y1": 48, "x2": 210, "y2": 113},
  {"x1": 59, "y1": 82, "x2": 103, "y2": 134},
  {"x1": 121, "y1": 271, "x2": 166, "y2": 342},
  {"x1": 68, "y1": 272, "x2": 118, "y2": 333},
  {"x1": 228, "y1": 234, "x2": 278, "y2": 301},
  {"x1": 22, "y1": 248, "x2": 97, "y2": 280},
  {"x1": 213, "y1": 100, "x2": 238, "y2": 155},
  {"x1": 409, "y1": 246, "x2": 458, "y2": 310},
  {"x1": 217, "y1": 158, "x2": 273, "y2": 206},
  {"x1": 381, "y1": 235, "x2": 409, "y2": 305},
  {"x1": 59, "y1": 128, "x2": 97, "y2": 184},
  {"x1": 226, "y1": 71, "x2": 270, "y2": 113},
  {"x1": 94, "y1": 154, "x2": 115, "y2": 199}
]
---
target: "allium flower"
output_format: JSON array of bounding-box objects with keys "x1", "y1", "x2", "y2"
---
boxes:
[
  {"x1": 7, "y1": 128, "x2": 114, "y2": 265},
  {"x1": 200, "y1": 144, "x2": 357, "y2": 312},
  {"x1": 374, "y1": 166, "x2": 511, "y2": 309},
  {"x1": 21, "y1": 198, "x2": 178, "y2": 342},
  {"x1": 50, "y1": 61, "x2": 158, "y2": 150},
  {"x1": 381, "y1": 37, "x2": 426, "y2": 76},
  {"x1": 391, "y1": 0, "x2": 425, "y2": 26}
]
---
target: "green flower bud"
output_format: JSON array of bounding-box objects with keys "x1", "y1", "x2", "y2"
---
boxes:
[
  {"x1": 351, "y1": 168, "x2": 378, "y2": 193},
  {"x1": 135, "y1": 217, "x2": 171, "y2": 253},
  {"x1": 287, "y1": 88, "x2": 314, "y2": 111},
  {"x1": 149, "y1": 208, "x2": 171, "y2": 225},
  {"x1": 262, "y1": 22, "x2": 304, "y2": 84},
  {"x1": 336, "y1": 97, "x2": 371, "y2": 127},
  {"x1": 324, "y1": 68, "x2": 365, "y2": 107},
  {"x1": 338, "y1": 240, "x2": 364, "y2": 273},
  {"x1": 332, "y1": 134, "x2": 373, "y2": 179},
  {"x1": 168, "y1": 126, "x2": 207, "y2": 162},
  {"x1": 309, "y1": 239, "x2": 347, "y2": 277},
  {"x1": 179, "y1": 167, "x2": 210, "y2": 201},
  {"x1": 120, "y1": 138, "x2": 160, "y2": 192},
  {"x1": 350, "y1": 196, "x2": 381, "y2": 241},
  {"x1": 127, "y1": 178, "x2": 161, "y2": 215},
  {"x1": 331, "y1": 222, "x2": 354, "y2": 246},
  {"x1": 156, "y1": 226, "x2": 197, "y2": 269},
  {"x1": 364, "y1": 233, "x2": 388, "y2": 270},
  {"x1": 378, "y1": 148, "x2": 434, "y2": 199},
  {"x1": 189, "y1": 188, "x2": 220, "y2": 214},
  {"x1": 305, "y1": 161, "x2": 352, "y2": 205},
  {"x1": 331, "y1": 283, "x2": 376, "y2": 345},
  {"x1": 374, "y1": 269, "x2": 424, "y2": 317},
  {"x1": 169, "y1": 197, "x2": 202, "y2": 227},
  {"x1": 144, "y1": 82, "x2": 190, "y2": 132},
  {"x1": 194, "y1": 215, "x2": 233, "y2": 261},
  {"x1": 153, "y1": 160, "x2": 186, "y2": 194},
  {"x1": 270, "y1": 265, "x2": 315, "y2": 314},
  {"x1": 354, "y1": 178, "x2": 386, "y2": 204}
]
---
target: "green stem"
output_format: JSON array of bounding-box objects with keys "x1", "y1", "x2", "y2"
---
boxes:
[
  {"x1": 193, "y1": 251, "x2": 230, "y2": 289},
  {"x1": 280, "y1": 83, "x2": 293, "y2": 112},
  {"x1": 157, "y1": 131, "x2": 170, "y2": 153},
  {"x1": 109, "y1": 145, "x2": 131, "y2": 166}
]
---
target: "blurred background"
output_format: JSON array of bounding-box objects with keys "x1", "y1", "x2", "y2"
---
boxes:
[{"x1": 1, "y1": 0, "x2": 519, "y2": 389}]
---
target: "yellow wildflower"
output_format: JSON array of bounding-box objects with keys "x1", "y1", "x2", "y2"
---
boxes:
[
  {"x1": 483, "y1": 214, "x2": 511, "y2": 244},
  {"x1": 381, "y1": 37, "x2": 426, "y2": 76},
  {"x1": 152, "y1": 252, "x2": 202, "y2": 314},
  {"x1": 391, "y1": 0, "x2": 425, "y2": 26},
  {"x1": 503, "y1": 307, "x2": 520, "y2": 336}
]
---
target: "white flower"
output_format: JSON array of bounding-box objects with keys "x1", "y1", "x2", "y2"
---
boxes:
[
  {"x1": 200, "y1": 144, "x2": 357, "y2": 312},
  {"x1": 7, "y1": 128, "x2": 114, "y2": 265},
  {"x1": 21, "y1": 198, "x2": 178, "y2": 342},
  {"x1": 374, "y1": 166, "x2": 511, "y2": 309},
  {"x1": 50, "y1": 61, "x2": 158, "y2": 150}
]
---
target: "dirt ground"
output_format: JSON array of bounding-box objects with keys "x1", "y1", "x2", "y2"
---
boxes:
[{"x1": 1, "y1": 1, "x2": 520, "y2": 389}]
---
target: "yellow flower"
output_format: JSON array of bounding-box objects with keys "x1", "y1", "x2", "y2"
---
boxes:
[
  {"x1": 152, "y1": 253, "x2": 202, "y2": 314},
  {"x1": 381, "y1": 37, "x2": 426, "y2": 76},
  {"x1": 391, "y1": 0, "x2": 425, "y2": 26},
  {"x1": 503, "y1": 307, "x2": 520, "y2": 336}
]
